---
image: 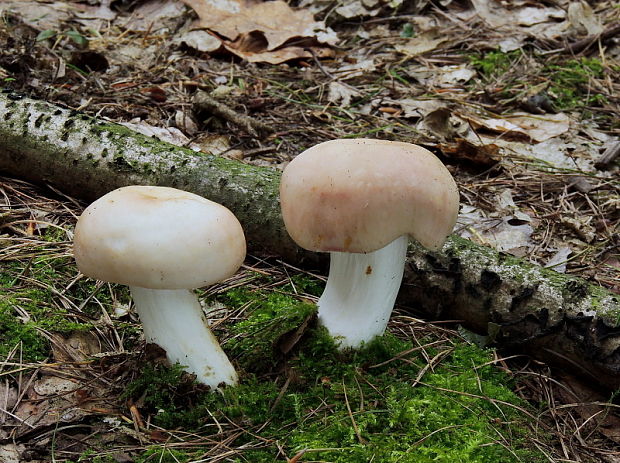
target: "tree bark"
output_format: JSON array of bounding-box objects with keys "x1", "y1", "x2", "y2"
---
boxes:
[{"x1": 1, "y1": 90, "x2": 619, "y2": 388}]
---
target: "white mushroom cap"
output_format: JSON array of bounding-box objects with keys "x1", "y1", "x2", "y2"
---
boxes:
[
  {"x1": 74, "y1": 186, "x2": 246, "y2": 289},
  {"x1": 280, "y1": 139, "x2": 459, "y2": 252}
]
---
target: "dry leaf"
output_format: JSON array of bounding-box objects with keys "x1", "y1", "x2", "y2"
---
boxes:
[
  {"x1": 10, "y1": 371, "x2": 117, "y2": 435},
  {"x1": 436, "y1": 65, "x2": 476, "y2": 87},
  {"x1": 50, "y1": 331, "x2": 102, "y2": 364},
  {"x1": 460, "y1": 0, "x2": 569, "y2": 48},
  {"x1": 175, "y1": 110, "x2": 199, "y2": 136},
  {"x1": 328, "y1": 81, "x2": 360, "y2": 107},
  {"x1": 330, "y1": 58, "x2": 376, "y2": 80},
  {"x1": 567, "y1": 1, "x2": 603, "y2": 36},
  {"x1": 484, "y1": 135, "x2": 603, "y2": 172},
  {"x1": 439, "y1": 138, "x2": 501, "y2": 167},
  {"x1": 224, "y1": 40, "x2": 334, "y2": 65},
  {"x1": 395, "y1": 30, "x2": 448, "y2": 56},
  {"x1": 122, "y1": 0, "x2": 187, "y2": 32},
  {"x1": 108, "y1": 45, "x2": 159, "y2": 71},
  {"x1": 75, "y1": 0, "x2": 116, "y2": 22},
  {"x1": 463, "y1": 112, "x2": 570, "y2": 143},
  {"x1": 0, "y1": 444, "x2": 25, "y2": 463},
  {"x1": 192, "y1": 134, "x2": 231, "y2": 156},
  {"x1": 13, "y1": 376, "x2": 86, "y2": 432},
  {"x1": 459, "y1": 209, "x2": 534, "y2": 256},
  {"x1": 514, "y1": 6, "x2": 565, "y2": 26},
  {"x1": 555, "y1": 372, "x2": 620, "y2": 444},
  {"x1": 0, "y1": 382, "x2": 18, "y2": 428},
  {"x1": 545, "y1": 246, "x2": 572, "y2": 273},
  {"x1": 182, "y1": 0, "x2": 337, "y2": 63},
  {"x1": 459, "y1": 195, "x2": 536, "y2": 257},
  {"x1": 561, "y1": 216, "x2": 596, "y2": 243},
  {"x1": 335, "y1": 0, "x2": 379, "y2": 19},
  {"x1": 395, "y1": 98, "x2": 445, "y2": 118},
  {"x1": 470, "y1": 0, "x2": 565, "y2": 29},
  {"x1": 174, "y1": 29, "x2": 222, "y2": 53},
  {"x1": 119, "y1": 120, "x2": 194, "y2": 148},
  {"x1": 0, "y1": 1, "x2": 78, "y2": 31},
  {"x1": 421, "y1": 107, "x2": 455, "y2": 141}
]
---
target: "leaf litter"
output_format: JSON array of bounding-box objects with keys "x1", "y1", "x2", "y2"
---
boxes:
[{"x1": 0, "y1": 0, "x2": 619, "y2": 461}]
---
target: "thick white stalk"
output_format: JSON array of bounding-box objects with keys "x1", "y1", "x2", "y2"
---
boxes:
[
  {"x1": 129, "y1": 287, "x2": 238, "y2": 388},
  {"x1": 317, "y1": 235, "x2": 409, "y2": 349}
]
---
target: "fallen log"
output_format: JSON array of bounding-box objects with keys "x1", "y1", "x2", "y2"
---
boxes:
[{"x1": 0, "y1": 90, "x2": 618, "y2": 387}]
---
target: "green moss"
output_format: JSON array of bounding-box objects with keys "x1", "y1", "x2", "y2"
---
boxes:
[
  {"x1": 217, "y1": 286, "x2": 317, "y2": 372},
  {"x1": 287, "y1": 274, "x2": 324, "y2": 297},
  {"x1": 470, "y1": 50, "x2": 522, "y2": 80},
  {"x1": 544, "y1": 58, "x2": 606, "y2": 110},
  {"x1": 124, "y1": 301, "x2": 548, "y2": 462},
  {"x1": 135, "y1": 448, "x2": 192, "y2": 463},
  {"x1": 0, "y1": 278, "x2": 95, "y2": 361},
  {"x1": 0, "y1": 232, "x2": 98, "y2": 361},
  {"x1": 0, "y1": 297, "x2": 49, "y2": 361},
  {"x1": 122, "y1": 363, "x2": 189, "y2": 414},
  {"x1": 2, "y1": 225, "x2": 551, "y2": 462},
  {"x1": 447, "y1": 234, "x2": 497, "y2": 262}
]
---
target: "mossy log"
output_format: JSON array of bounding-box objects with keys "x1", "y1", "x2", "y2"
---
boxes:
[{"x1": 0, "y1": 90, "x2": 619, "y2": 387}]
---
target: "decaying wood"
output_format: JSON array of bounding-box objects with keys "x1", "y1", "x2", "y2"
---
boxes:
[
  {"x1": 193, "y1": 90, "x2": 274, "y2": 138},
  {"x1": 0, "y1": 91, "x2": 619, "y2": 387}
]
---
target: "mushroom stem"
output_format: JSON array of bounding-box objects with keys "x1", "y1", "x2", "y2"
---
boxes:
[
  {"x1": 317, "y1": 235, "x2": 409, "y2": 349},
  {"x1": 129, "y1": 287, "x2": 238, "y2": 388}
]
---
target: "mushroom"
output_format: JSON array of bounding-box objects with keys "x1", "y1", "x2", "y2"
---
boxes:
[
  {"x1": 280, "y1": 139, "x2": 459, "y2": 349},
  {"x1": 73, "y1": 186, "x2": 245, "y2": 387}
]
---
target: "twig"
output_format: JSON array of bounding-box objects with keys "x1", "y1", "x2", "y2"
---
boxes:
[
  {"x1": 342, "y1": 380, "x2": 365, "y2": 444},
  {"x1": 563, "y1": 23, "x2": 620, "y2": 55},
  {"x1": 0, "y1": 404, "x2": 36, "y2": 428},
  {"x1": 304, "y1": 47, "x2": 334, "y2": 79},
  {"x1": 193, "y1": 90, "x2": 274, "y2": 138},
  {"x1": 243, "y1": 146, "x2": 277, "y2": 158},
  {"x1": 594, "y1": 141, "x2": 620, "y2": 170}
]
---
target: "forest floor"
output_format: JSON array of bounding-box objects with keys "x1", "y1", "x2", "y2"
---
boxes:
[{"x1": 0, "y1": 0, "x2": 619, "y2": 462}]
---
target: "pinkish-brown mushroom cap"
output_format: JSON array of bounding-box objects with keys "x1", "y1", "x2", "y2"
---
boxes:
[
  {"x1": 74, "y1": 186, "x2": 246, "y2": 289},
  {"x1": 280, "y1": 139, "x2": 459, "y2": 253}
]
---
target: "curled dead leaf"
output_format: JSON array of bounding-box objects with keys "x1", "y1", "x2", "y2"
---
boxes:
[
  {"x1": 182, "y1": 0, "x2": 337, "y2": 64},
  {"x1": 462, "y1": 112, "x2": 570, "y2": 143},
  {"x1": 440, "y1": 138, "x2": 501, "y2": 167}
]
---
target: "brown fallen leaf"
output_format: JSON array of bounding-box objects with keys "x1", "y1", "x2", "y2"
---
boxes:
[
  {"x1": 10, "y1": 373, "x2": 118, "y2": 436},
  {"x1": 121, "y1": 0, "x2": 187, "y2": 33},
  {"x1": 461, "y1": 112, "x2": 570, "y2": 143},
  {"x1": 440, "y1": 138, "x2": 501, "y2": 167},
  {"x1": 555, "y1": 372, "x2": 620, "y2": 444},
  {"x1": 394, "y1": 29, "x2": 448, "y2": 56},
  {"x1": 50, "y1": 331, "x2": 102, "y2": 364},
  {"x1": 0, "y1": 444, "x2": 25, "y2": 463},
  {"x1": 0, "y1": 1, "x2": 77, "y2": 31},
  {"x1": 423, "y1": 107, "x2": 455, "y2": 141},
  {"x1": 181, "y1": 0, "x2": 337, "y2": 63},
  {"x1": 276, "y1": 313, "x2": 316, "y2": 355},
  {"x1": 224, "y1": 38, "x2": 335, "y2": 64}
]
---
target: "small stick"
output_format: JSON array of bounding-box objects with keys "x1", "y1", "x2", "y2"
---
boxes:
[
  {"x1": 563, "y1": 23, "x2": 620, "y2": 54},
  {"x1": 594, "y1": 141, "x2": 620, "y2": 170},
  {"x1": 193, "y1": 90, "x2": 274, "y2": 138}
]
